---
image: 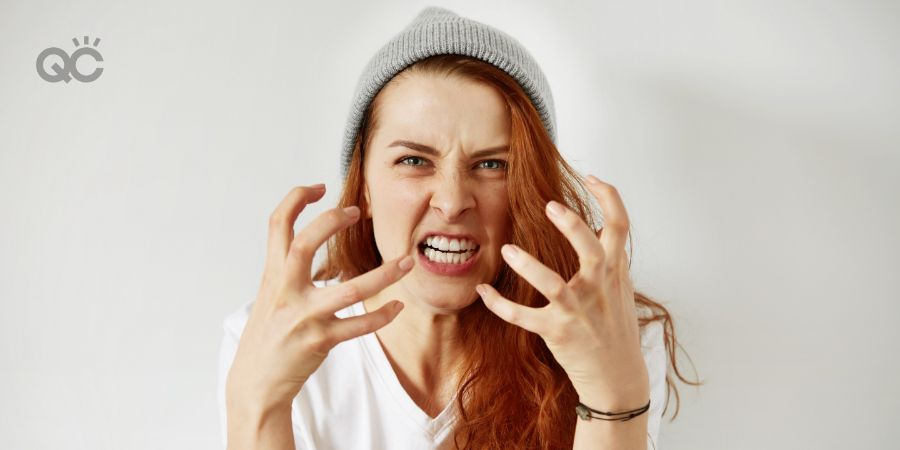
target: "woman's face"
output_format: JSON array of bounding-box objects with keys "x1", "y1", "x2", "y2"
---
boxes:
[{"x1": 363, "y1": 72, "x2": 511, "y2": 311}]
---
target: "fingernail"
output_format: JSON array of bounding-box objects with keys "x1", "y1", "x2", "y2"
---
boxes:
[
  {"x1": 547, "y1": 201, "x2": 565, "y2": 218},
  {"x1": 586, "y1": 175, "x2": 600, "y2": 185},
  {"x1": 343, "y1": 206, "x2": 360, "y2": 219},
  {"x1": 475, "y1": 284, "x2": 486, "y2": 296},
  {"x1": 399, "y1": 255, "x2": 414, "y2": 270},
  {"x1": 501, "y1": 244, "x2": 519, "y2": 260},
  {"x1": 393, "y1": 301, "x2": 405, "y2": 312},
  {"x1": 311, "y1": 183, "x2": 325, "y2": 191}
]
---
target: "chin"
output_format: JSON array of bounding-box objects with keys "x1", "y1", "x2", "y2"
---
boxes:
[{"x1": 405, "y1": 277, "x2": 481, "y2": 312}]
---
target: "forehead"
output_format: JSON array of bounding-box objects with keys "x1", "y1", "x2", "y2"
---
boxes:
[{"x1": 371, "y1": 74, "x2": 510, "y2": 149}]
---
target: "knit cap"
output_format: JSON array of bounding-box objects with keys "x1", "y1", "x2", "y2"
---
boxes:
[{"x1": 340, "y1": 6, "x2": 557, "y2": 180}]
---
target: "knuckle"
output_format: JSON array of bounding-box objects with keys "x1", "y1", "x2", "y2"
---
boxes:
[
  {"x1": 288, "y1": 237, "x2": 314, "y2": 261},
  {"x1": 300, "y1": 325, "x2": 333, "y2": 355},
  {"x1": 376, "y1": 268, "x2": 396, "y2": 287},
  {"x1": 340, "y1": 283, "x2": 361, "y2": 303},
  {"x1": 599, "y1": 183, "x2": 619, "y2": 196},
  {"x1": 268, "y1": 210, "x2": 288, "y2": 228},
  {"x1": 504, "y1": 306, "x2": 521, "y2": 324},
  {"x1": 604, "y1": 263, "x2": 617, "y2": 276},
  {"x1": 351, "y1": 318, "x2": 376, "y2": 337},
  {"x1": 607, "y1": 219, "x2": 629, "y2": 233},
  {"x1": 546, "y1": 280, "x2": 569, "y2": 300},
  {"x1": 328, "y1": 208, "x2": 348, "y2": 223},
  {"x1": 583, "y1": 252, "x2": 605, "y2": 268},
  {"x1": 548, "y1": 327, "x2": 573, "y2": 346}
]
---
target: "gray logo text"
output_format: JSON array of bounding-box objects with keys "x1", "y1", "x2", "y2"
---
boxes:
[{"x1": 37, "y1": 36, "x2": 104, "y2": 83}]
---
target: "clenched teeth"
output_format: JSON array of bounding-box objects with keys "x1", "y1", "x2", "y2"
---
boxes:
[{"x1": 422, "y1": 246, "x2": 477, "y2": 264}]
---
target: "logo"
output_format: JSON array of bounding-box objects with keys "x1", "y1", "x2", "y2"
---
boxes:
[{"x1": 37, "y1": 36, "x2": 104, "y2": 83}]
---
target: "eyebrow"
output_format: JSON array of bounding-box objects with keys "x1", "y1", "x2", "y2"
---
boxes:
[{"x1": 387, "y1": 139, "x2": 509, "y2": 159}]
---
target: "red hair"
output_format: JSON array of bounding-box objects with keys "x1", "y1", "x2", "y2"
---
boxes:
[{"x1": 313, "y1": 54, "x2": 701, "y2": 449}]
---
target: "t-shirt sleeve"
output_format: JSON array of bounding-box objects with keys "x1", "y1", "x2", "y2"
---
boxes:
[{"x1": 641, "y1": 319, "x2": 668, "y2": 450}]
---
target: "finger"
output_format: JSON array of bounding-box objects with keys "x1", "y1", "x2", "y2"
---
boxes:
[
  {"x1": 545, "y1": 199, "x2": 607, "y2": 272},
  {"x1": 500, "y1": 244, "x2": 578, "y2": 310},
  {"x1": 327, "y1": 300, "x2": 405, "y2": 343},
  {"x1": 584, "y1": 175, "x2": 630, "y2": 262},
  {"x1": 266, "y1": 185, "x2": 326, "y2": 272},
  {"x1": 310, "y1": 254, "x2": 415, "y2": 316},
  {"x1": 596, "y1": 226, "x2": 631, "y2": 273},
  {"x1": 282, "y1": 204, "x2": 362, "y2": 290},
  {"x1": 476, "y1": 283, "x2": 545, "y2": 335}
]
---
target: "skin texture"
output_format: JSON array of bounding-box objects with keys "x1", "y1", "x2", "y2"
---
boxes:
[{"x1": 360, "y1": 72, "x2": 512, "y2": 417}]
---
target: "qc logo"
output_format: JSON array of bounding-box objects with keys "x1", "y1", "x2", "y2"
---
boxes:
[{"x1": 37, "y1": 36, "x2": 104, "y2": 83}]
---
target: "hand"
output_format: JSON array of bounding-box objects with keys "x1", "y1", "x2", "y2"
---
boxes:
[
  {"x1": 226, "y1": 184, "x2": 414, "y2": 410},
  {"x1": 476, "y1": 176, "x2": 648, "y2": 407}
]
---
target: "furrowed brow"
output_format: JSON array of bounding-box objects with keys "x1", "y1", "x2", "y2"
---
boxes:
[{"x1": 388, "y1": 140, "x2": 509, "y2": 159}]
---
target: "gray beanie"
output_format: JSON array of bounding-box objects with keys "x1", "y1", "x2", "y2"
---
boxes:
[{"x1": 340, "y1": 6, "x2": 558, "y2": 180}]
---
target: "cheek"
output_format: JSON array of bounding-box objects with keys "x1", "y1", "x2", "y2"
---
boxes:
[
  {"x1": 483, "y1": 205, "x2": 511, "y2": 274},
  {"x1": 370, "y1": 181, "x2": 427, "y2": 224}
]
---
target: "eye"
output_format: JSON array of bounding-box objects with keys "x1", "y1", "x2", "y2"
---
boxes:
[
  {"x1": 395, "y1": 156, "x2": 507, "y2": 171},
  {"x1": 397, "y1": 156, "x2": 429, "y2": 166},
  {"x1": 477, "y1": 159, "x2": 508, "y2": 170}
]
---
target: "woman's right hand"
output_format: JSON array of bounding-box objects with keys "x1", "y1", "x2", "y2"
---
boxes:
[{"x1": 225, "y1": 183, "x2": 413, "y2": 412}]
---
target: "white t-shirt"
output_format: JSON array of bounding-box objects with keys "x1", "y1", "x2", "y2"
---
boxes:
[{"x1": 217, "y1": 278, "x2": 668, "y2": 449}]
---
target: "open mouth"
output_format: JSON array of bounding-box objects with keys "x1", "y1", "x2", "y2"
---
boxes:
[{"x1": 417, "y1": 236, "x2": 480, "y2": 265}]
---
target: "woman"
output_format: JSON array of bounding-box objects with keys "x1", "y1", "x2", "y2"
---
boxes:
[{"x1": 219, "y1": 6, "x2": 698, "y2": 450}]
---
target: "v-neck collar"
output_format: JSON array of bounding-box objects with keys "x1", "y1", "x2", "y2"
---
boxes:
[{"x1": 349, "y1": 301, "x2": 459, "y2": 440}]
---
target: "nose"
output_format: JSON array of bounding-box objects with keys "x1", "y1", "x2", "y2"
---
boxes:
[{"x1": 429, "y1": 170, "x2": 476, "y2": 222}]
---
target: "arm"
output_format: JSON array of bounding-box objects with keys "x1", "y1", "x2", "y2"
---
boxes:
[
  {"x1": 217, "y1": 305, "x2": 297, "y2": 450},
  {"x1": 572, "y1": 320, "x2": 667, "y2": 450},
  {"x1": 226, "y1": 393, "x2": 295, "y2": 450}
]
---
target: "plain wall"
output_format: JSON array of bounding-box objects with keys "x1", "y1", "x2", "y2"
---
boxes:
[{"x1": 1, "y1": 0, "x2": 898, "y2": 448}]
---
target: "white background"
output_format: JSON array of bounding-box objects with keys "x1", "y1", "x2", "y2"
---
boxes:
[{"x1": 1, "y1": 0, "x2": 898, "y2": 449}]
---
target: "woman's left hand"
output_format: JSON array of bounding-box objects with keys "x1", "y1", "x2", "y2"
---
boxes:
[{"x1": 477, "y1": 176, "x2": 649, "y2": 408}]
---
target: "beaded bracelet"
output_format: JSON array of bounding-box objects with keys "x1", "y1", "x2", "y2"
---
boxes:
[{"x1": 575, "y1": 399, "x2": 651, "y2": 422}]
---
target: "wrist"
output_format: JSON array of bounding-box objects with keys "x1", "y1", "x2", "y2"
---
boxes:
[
  {"x1": 573, "y1": 384, "x2": 649, "y2": 413},
  {"x1": 226, "y1": 369, "x2": 300, "y2": 413},
  {"x1": 226, "y1": 399, "x2": 294, "y2": 449}
]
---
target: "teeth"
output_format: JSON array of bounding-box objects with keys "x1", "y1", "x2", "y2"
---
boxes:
[
  {"x1": 423, "y1": 247, "x2": 476, "y2": 264},
  {"x1": 424, "y1": 236, "x2": 478, "y2": 252}
]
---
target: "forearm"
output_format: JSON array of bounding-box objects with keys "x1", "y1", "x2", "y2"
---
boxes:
[
  {"x1": 226, "y1": 396, "x2": 295, "y2": 450},
  {"x1": 572, "y1": 388, "x2": 649, "y2": 450}
]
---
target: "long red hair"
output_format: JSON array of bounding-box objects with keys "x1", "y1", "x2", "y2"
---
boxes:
[{"x1": 313, "y1": 54, "x2": 701, "y2": 449}]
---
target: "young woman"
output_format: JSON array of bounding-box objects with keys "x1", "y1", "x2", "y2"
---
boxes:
[{"x1": 219, "y1": 7, "x2": 698, "y2": 450}]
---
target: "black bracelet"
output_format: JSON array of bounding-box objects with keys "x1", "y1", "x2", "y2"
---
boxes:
[{"x1": 575, "y1": 399, "x2": 650, "y2": 422}]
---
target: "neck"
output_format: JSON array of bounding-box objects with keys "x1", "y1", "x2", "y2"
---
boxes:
[{"x1": 363, "y1": 288, "x2": 466, "y2": 418}]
